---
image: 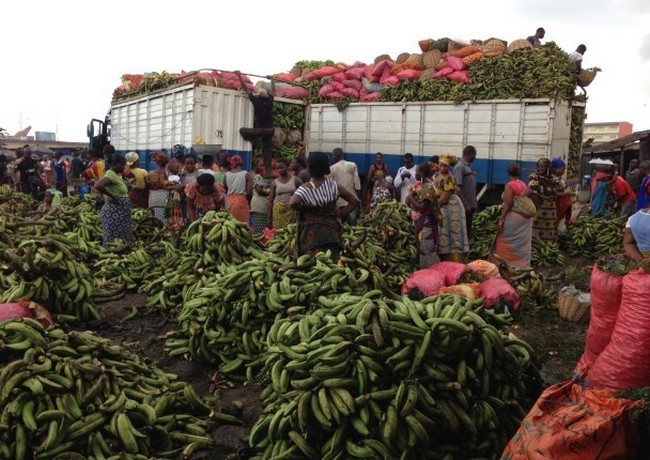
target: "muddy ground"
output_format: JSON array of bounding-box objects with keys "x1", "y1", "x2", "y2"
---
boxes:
[{"x1": 88, "y1": 262, "x2": 591, "y2": 459}]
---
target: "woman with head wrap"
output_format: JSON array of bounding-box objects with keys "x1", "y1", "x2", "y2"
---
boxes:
[
  {"x1": 185, "y1": 173, "x2": 225, "y2": 222},
  {"x1": 290, "y1": 151, "x2": 359, "y2": 262},
  {"x1": 369, "y1": 170, "x2": 394, "y2": 211},
  {"x1": 124, "y1": 152, "x2": 149, "y2": 209},
  {"x1": 405, "y1": 163, "x2": 442, "y2": 268},
  {"x1": 551, "y1": 157, "x2": 573, "y2": 228},
  {"x1": 224, "y1": 155, "x2": 251, "y2": 225},
  {"x1": 528, "y1": 157, "x2": 563, "y2": 242},
  {"x1": 432, "y1": 155, "x2": 469, "y2": 262},
  {"x1": 95, "y1": 154, "x2": 133, "y2": 246}
]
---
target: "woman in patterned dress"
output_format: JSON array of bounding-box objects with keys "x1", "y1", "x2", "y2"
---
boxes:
[
  {"x1": 528, "y1": 158, "x2": 562, "y2": 242},
  {"x1": 185, "y1": 173, "x2": 225, "y2": 222},
  {"x1": 290, "y1": 152, "x2": 358, "y2": 262},
  {"x1": 95, "y1": 154, "x2": 133, "y2": 246},
  {"x1": 250, "y1": 158, "x2": 274, "y2": 234},
  {"x1": 433, "y1": 156, "x2": 469, "y2": 262},
  {"x1": 405, "y1": 163, "x2": 442, "y2": 268}
]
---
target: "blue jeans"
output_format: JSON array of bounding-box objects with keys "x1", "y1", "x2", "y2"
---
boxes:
[{"x1": 345, "y1": 207, "x2": 358, "y2": 226}]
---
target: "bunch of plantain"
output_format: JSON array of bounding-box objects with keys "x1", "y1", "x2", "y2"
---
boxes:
[
  {"x1": 501, "y1": 266, "x2": 556, "y2": 310},
  {"x1": 264, "y1": 223, "x2": 297, "y2": 258},
  {"x1": 531, "y1": 238, "x2": 566, "y2": 267},
  {"x1": 469, "y1": 205, "x2": 502, "y2": 260},
  {"x1": 560, "y1": 214, "x2": 625, "y2": 259},
  {"x1": 165, "y1": 251, "x2": 382, "y2": 382},
  {"x1": 0, "y1": 317, "x2": 241, "y2": 460},
  {"x1": 0, "y1": 235, "x2": 99, "y2": 321},
  {"x1": 249, "y1": 292, "x2": 543, "y2": 459}
]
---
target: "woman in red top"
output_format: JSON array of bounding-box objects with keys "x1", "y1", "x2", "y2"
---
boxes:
[
  {"x1": 492, "y1": 163, "x2": 535, "y2": 268},
  {"x1": 185, "y1": 173, "x2": 225, "y2": 222},
  {"x1": 607, "y1": 174, "x2": 637, "y2": 218}
]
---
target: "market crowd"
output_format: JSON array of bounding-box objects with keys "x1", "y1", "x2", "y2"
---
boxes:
[{"x1": 2, "y1": 144, "x2": 648, "y2": 263}]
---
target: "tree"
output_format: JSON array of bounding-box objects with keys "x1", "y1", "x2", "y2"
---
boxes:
[{"x1": 0, "y1": 127, "x2": 7, "y2": 138}]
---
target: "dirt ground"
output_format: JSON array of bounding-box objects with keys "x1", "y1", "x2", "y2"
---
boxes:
[{"x1": 88, "y1": 262, "x2": 591, "y2": 458}]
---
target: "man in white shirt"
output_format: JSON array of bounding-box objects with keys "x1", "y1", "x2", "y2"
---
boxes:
[
  {"x1": 568, "y1": 44, "x2": 586, "y2": 72},
  {"x1": 393, "y1": 153, "x2": 417, "y2": 206},
  {"x1": 329, "y1": 147, "x2": 361, "y2": 225}
]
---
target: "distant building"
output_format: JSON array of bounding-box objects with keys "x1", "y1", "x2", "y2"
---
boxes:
[{"x1": 584, "y1": 121, "x2": 633, "y2": 144}]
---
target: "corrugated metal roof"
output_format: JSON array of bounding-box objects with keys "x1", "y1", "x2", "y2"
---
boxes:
[{"x1": 582, "y1": 129, "x2": 650, "y2": 153}]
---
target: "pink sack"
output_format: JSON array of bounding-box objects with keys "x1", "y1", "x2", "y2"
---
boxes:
[
  {"x1": 326, "y1": 91, "x2": 343, "y2": 100},
  {"x1": 382, "y1": 76, "x2": 400, "y2": 86},
  {"x1": 360, "y1": 91, "x2": 381, "y2": 102},
  {"x1": 343, "y1": 79, "x2": 362, "y2": 90},
  {"x1": 318, "y1": 84, "x2": 336, "y2": 97},
  {"x1": 372, "y1": 60, "x2": 392, "y2": 77},
  {"x1": 0, "y1": 301, "x2": 53, "y2": 329},
  {"x1": 447, "y1": 56, "x2": 466, "y2": 71},
  {"x1": 274, "y1": 73, "x2": 297, "y2": 83},
  {"x1": 344, "y1": 67, "x2": 364, "y2": 80},
  {"x1": 479, "y1": 277, "x2": 521, "y2": 312},
  {"x1": 341, "y1": 87, "x2": 360, "y2": 99},
  {"x1": 575, "y1": 266, "x2": 624, "y2": 372},
  {"x1": 588, "y1": 269, "x2": 650, "y2": 391},
  {"x1": 429, "y1": 261, "x2": 467, "y2": 285},
  {"x1": 332, "y1": 72, "x2": 346, "y2": 83},
  {"x1": 364, "y1": 66, "x2": 380, "y2": 83},
  {"x1": 447, "y1": 71, "x2": 469, "y2": 83},
  {"x1": 401, "y1": 269, "x2": 446, "y2": 297},
  {"x1": 433, "y1": 67, "x2": 454, "y2": 78}
]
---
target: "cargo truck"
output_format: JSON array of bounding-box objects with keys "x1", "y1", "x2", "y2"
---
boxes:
[{"x1": 99, "y1": 82, "x2": 585, "y2": 199}]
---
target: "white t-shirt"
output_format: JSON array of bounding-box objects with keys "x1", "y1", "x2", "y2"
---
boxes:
[{"x1": 568, "y1": 51, "x2": 583, "y2": 64}]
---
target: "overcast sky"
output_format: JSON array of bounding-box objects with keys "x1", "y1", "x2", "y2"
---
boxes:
[{"x1": 1, "y1": 0, "x2": 649, "y2": 143}]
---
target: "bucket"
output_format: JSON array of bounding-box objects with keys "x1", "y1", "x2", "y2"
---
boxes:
[
  {"x1": 578, "y1": 190, "x2": 591, "y2": 203},
  {"x1": 79, "y1": 184, "x2": 91, "y2": 195}
]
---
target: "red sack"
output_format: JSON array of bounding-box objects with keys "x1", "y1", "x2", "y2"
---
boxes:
[
  {"x1": 340, "y1": 87, "x2": 360, "y2": 99},
  {"x1": 479, "y1": 277, "x2": 521, "y2": 312},
  {"x1": 575, "y1": 266, "x2": 624, "y2": 372},
  {"x1": 396, "y1": 69, "x2": 421, "y2": 80},
  {"x1": 447, "y1": 56, "x2": 467, "y2": 71},
  {"x1": 326, "y1": 91, "x2": 343, "y2": 100},
  {"x1": 372, "y1": 60, "x2": 393, "y2": 77},
  {"x1": 588, "y1": 269, "x2": 650, "y2": 391},
  {"x1": 342, "y1": 79, "x2": 362, "y2": 90},
  {"x1": 331, "y1": 72, "x2": 346, "y2": 83},
  {"x1": 276, "y1": 86, "x2": 310, "y2": 100},
  {"x1": 501, "y1": 379, "x2": 640, "y2": 460},
  {"x1": 0, "y1": 301, "x2": 53, "y2": 329},
  {"x1": 360, "y1": 91, "x2": 381, "y2": 102},
  {"x1": 447, "y1": 71, "x2": 469, "y2": 83},
  {"x1": 273, "y1": 72, "x2": 297, "y2": 83},
  {"x1": 261, "y1": 227, "x2": 277, "y2": 244},
  {"x1": 401, "y1": 269, "x2": 446, "y2": 297},
  {"x1": 364, "y1": 65, "x2": 380, "y2": 83},
  {"x1": 313, "y1": 66, "x2": 340, "y2": 79}
]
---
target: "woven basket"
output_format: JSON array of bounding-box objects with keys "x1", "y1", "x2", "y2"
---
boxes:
[
  {"x1": 405, "y1": 53, "x2": 424, "y2": 68},
  {"x1": 559, "y1": 296, "x2": 590, "y2": 323},
  {"x1": 396, "y1": 52, "x2": 411, "y2": 64},
  {"x1": 484, "y1": 38, "x2": 508, "y2": 48},
  {"x1": 422, "y1": 50, "x2": 443, "y2": 69},
  {"x1": 507, "y1": 39, "x2": 533, "y2": 54},
  {"x1": 418, "y1": 38, "x2": 434, "y2": 53},
  {"x1": 578, "y1": 69, "x2": 597, "y2": 87},
  {"x1": 374, "y1": 54, "x2": 392, "y2": 65}
]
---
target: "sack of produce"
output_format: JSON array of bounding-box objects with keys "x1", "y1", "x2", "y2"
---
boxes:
[
  {"x1": 438, "y1": 282, "x2": 481, "y2": 301},
  {"x1": 401, "y1": 268, "x2": 446, "y2": 297},
  {"x1": 480, "y1": 277, "x2": 520, "y2": 312},
  {"x1": 467, "y1": 259, "x2": 500, "y2": 279},
  {"x1": 433, "y1": 67, "x2": 454, "y2": 79},
  {"x1": 588, "y1": 269, "x2": 650, "y2": 391},
  {"x1": 575, "y1": 263, "x2": 624, "y2": 371},
  {"x1": 447, "y1": 70, "x2": 469, "y2": 84},
  {"x1": 501, "y1": 378, "x2": 640, "y2": 459},
  {"x1": 396, "y1": 69, "x2": 421, "y2": 81},
  {"x1": 360, "y1": 91, "x2": 381, "y2": 102},
  {"x1": 0, "y1": 301, "x2": 53, "y2": 328},
  {"x1": 447, "y1": 56, "x2": 467, "y2": 71},
  {"x1": 344, "y1": 67, "x2": 364, "y2": 80},
  {"x1": 418, "y1": 38, "x2": 434, "y2": 52},
  {"x1": 275, "y1": 86, "x2": 310, "y2": 100}
]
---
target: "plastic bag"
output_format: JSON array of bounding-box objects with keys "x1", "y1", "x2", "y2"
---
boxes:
[
  {"x1": 466, "y1": 259, "x2": 500, "y2": 279},
  {"x1": 576, "y1": 266, "x2": 624, "y2": 372},
  {"x1": 480, "y1": 277, "x2": 520, "y2": 312},
  {"x1": 0, "y1": 301, "x2": 53, "y2": 329},
  {"x1": 447, "y1": 56, "x2": 466, "y2": 71},
  {"x1": 261, "y1": 227, "x2": 277, "y2": 244},
  {"x1": 588, "y1": 269, "x2": 650, "y2": 391},
  {"x1": 501, "y1": 378, "x2": 640, "y2": 460}
]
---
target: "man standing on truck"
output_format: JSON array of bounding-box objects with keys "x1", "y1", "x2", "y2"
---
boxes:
[
  {"x1": 453, "y1": 145, "x2": 478, "y2": 240},
  {"x1": 235, "y1": 71, "x2": 276, "y2": 178},
  {"x1": 329, "y1": 147, "x2": 361, "y2": 226},
  {"x1": 568, "y1": 44, "x2": 587, "y2": 72},
  {"x1": 526, "y1": 27, "x2": 545, "y2": 47},
  {"x1": 394, "y1": 153, "x2": 418, "y2": 207}
]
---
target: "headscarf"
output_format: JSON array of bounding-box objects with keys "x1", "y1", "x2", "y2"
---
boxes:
[
  {"x1": 228, "y1": 155, "x2": 243, "y2": 168},
  {"x1": 536, "y1": 158, "x2": 551, "y2": 175},
  {"x1": 46, "y1": 189, "x2": 62, "y2": 207},
  {"x1": 152, "y1": 151, "x2": 169, "y2": 165},
  {"x1": 171, "y1": 144, "x2": 187, "y2": 160},
  {"x1": 439, "y1": 155, "x2": 452, "y2": 166},
  {"x1": 551, "y1": 157, "x2": 566, "y2": 173}
]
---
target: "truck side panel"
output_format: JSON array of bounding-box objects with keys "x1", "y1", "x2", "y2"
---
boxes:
[
  {"x1": 308, "y1": 99, "x2": 572, "y2": 185},
  {"x1": 111, "y1": 84, "x2": 254, "y2": 170}
]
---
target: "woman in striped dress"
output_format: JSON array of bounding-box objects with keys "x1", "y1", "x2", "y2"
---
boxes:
[{"x1": 289, "y1": 152, "x2": 359, "y2": 262}]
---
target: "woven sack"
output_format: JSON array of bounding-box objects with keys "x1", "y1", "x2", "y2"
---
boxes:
[
  {"x1": 418, "y1": 38, "x2": 434, "y2": 53},
  {"x1": 560, "y1": 295, "x2": 590, "y2": 323},
  {"x1": 422, "y1": 50, "x2": 443, "y2": 69},
  {"x1": 374, "y1": 54, "x2": 392, "y2": 65},
  {"x1": 447, "y1": 40, "x2": 467, "y2": 52},
  {"x1": 484, "y1": 37, "x2": 508, "y2": 48},
  {"x1": 420, "y1": 67, "x2": 437, "y2": 79},
  {"x1": 405, "y1": 53, "x2": 424, "y2": 68},
  {"x1": 482, "y1": 45, "x2": 506, "y2": 58},
  {"x1": 507, "y1": 39, "x2": 533, "y2": 54},
  {"x1": 578, "y1": 70, "x2": 597, "y2": 87},
  {"x1": 290, "y1": 64, "x2": 302, "y2": 77},
  {"x1": 396, "y1": 52, "x2": 411, "y2": 64},
  {"x1": 511, "y1": 196, "x2": 537, "y2": 218}
]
